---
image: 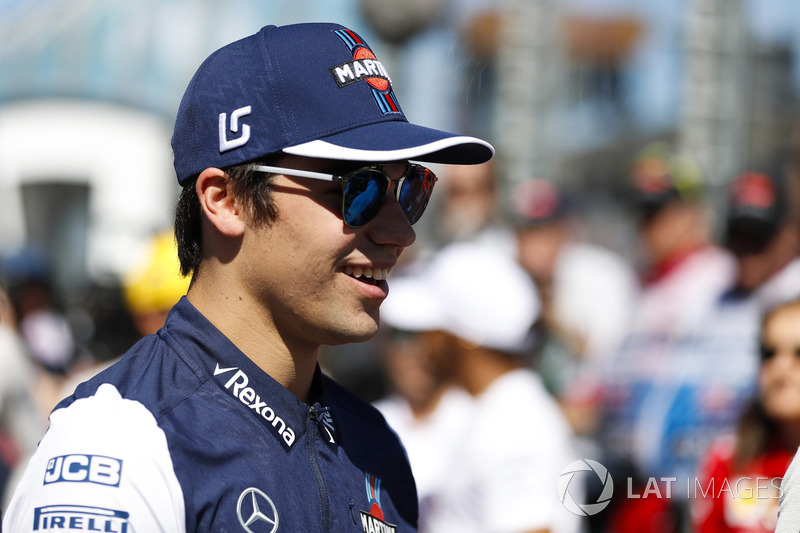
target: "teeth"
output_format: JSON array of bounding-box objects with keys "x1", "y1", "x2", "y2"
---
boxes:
[{"x1": 343, "y1": 266, "x2": 389, "y2": 280}]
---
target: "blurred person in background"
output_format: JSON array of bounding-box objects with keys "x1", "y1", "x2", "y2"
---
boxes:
[
  {"x1": 624, "y1": 164, "x2": 800, "y2": 499},
  {"x1": 511, "y1": 178, "x2": 638, "y2": 444},
  {"x1": 434, "y1": 160, "x2": 516, "y2": 255},
  {"x1": 383, "y1": 241, "x2": 583, "y2": 533},
  {"x1": 122, "y1": 230, "x2": 192, "y2": 338},
  {"x1": 2, "y1": 248, "x2": 78, "y2": 425},
  {"x1": 374, "y1": 267, "x2": 473, "y2": 532},
  {"x1": 675, "y1": 166, "x2": 800, "y2": 473},
  {"x1": 599, "y1": 142, "x2": 736, "y2": 532},
  {"x1": 57, "y1": 229, "x2": 191, "y2": 399},
  {"x1": 4, "y1": 246, "x2": 77, "y2": 378},
  {"x1": 0, "y1": 285, "x2": 47, "y2": 508},
  {"x1": 695, "y1": 299, "x2": 800, "y2": 532},
  {"x1": 720, "y1": 168, "x2": 800, "y2": 306}
]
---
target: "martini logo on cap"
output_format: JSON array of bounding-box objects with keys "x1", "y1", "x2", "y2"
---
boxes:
[{"x1": 330, "y1": 28, "x2": 400, "y2": 115}]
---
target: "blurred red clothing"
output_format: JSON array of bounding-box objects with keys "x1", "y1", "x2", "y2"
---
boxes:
[{"x1": 692, "y1": 438, "x2": 792, "y2": 533}]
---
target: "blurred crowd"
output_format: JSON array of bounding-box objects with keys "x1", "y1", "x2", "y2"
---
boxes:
[
  {"x1": 0, "y1": 135, "x2": 795, "y2": 533},
  {"x1": 358, "y1": 140, "x2": 800, "y2": 532},
  {"x1": 0, "y1": 137, "x2": 799, "y2": 532}
]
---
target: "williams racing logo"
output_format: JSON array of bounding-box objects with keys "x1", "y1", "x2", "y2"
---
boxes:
[
  {"x1": 360, "y1": 473, "x2": 397, "y2": 533},
  {"x1": 330, "y1": 28, "x2": 401, "y2": 115}
]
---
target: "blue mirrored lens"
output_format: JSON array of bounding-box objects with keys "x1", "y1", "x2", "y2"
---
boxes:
[
  {"x1": 398, "y1": 171, "x2": 434, "y2": 224},
  {"x1": 343, "y1": 172, "x2": 387, "y2": 227}
]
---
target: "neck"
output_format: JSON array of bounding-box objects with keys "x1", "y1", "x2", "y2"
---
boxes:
[
  {"x1": 187, "y1": 274, "x2": 319, "y2": 402},
  {"x1": 781, "y1": 420, "x2": 800, "y2": 450},
  {"x1": 408, "y1": 386, "x2": 449, "y2": 419},
  {"x1": 458, "y1": 345, "x2": 521, "y2": 396}
]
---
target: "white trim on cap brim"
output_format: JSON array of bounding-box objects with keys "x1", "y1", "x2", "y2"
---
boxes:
[{"x1": 282, "y1": 136, "x2": 494, "y2": 163}]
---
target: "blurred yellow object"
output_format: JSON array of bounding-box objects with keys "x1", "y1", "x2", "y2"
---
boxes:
[
  {"x1": 630, "y1": 141, "x2": 705, "y2": 201},
  {"x1": 123, "y1": 231, "x2": 190, "y2": 316}
]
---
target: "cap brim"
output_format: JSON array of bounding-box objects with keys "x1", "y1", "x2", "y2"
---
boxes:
[{"x1": 282, "y1": 120, "x2": 494, "y2": 165}]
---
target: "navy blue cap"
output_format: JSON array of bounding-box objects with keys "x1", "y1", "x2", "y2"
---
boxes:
[
  {"x1": 724, "y1": 170, "x2": 788, "y2": 255},
  {"x1": 172, "y1": 23, "x2": 494, "y2": 185},
  {"x1": 510, "y1": 178, "x2": 567, "y2": 226}
]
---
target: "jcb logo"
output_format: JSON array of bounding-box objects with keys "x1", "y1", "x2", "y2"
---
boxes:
[
  {"x1": 44, "y1": 454, "x2": 123, "y2": 487},
  {"x1": 219, "y1": 105, "x2": 251, "y2": 152}
]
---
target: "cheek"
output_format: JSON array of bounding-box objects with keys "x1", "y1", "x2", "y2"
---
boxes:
[
  {"x1": 761, "y1": 365, "x2": 800, "y2": 410},
  {"x1": 758, "y1": 366, "x2": 773, "y2": 391}
]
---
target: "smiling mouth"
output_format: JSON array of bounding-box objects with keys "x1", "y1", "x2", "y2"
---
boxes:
[{"x1": 343, "y1": 265, "x2": 389, "y2": 286}]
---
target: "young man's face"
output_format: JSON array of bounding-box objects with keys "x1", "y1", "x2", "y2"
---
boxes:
[{"x1": 235, "y1": 156, "x2": 417, "y2": 348}]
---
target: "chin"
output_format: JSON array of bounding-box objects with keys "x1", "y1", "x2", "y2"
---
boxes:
[
  {"x1": 324, "y1": 319, "x2": 379, "y2": 346},
  {"x1": 765, "y1": 398, "x2": 800, "y2": 422},
  {"x1": 325, "y1": 331, "x2": 377, "y2": 346}
]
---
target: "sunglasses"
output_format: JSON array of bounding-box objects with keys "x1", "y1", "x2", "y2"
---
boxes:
[
  {"x1": 759, "y1": 344, "x2": 800, "y2": 362},
  {"x1": 252, "y1": 163, "x2": 438, "y2": 228}
]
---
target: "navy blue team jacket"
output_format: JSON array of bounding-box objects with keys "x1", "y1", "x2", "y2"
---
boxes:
[{"x1": 7, "y1": 297, "x2": 417, "y2": 532}]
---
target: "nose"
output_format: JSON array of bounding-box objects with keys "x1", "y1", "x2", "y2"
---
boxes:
[{"x1": 365, "y1": 187, "x2": 417, "y2": 249}]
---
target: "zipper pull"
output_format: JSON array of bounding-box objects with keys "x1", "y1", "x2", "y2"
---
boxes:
[
  {"x1": 310, "y1": 405, "x2": 330, "y2": 421},
  {"x1": 309, "y1": 404, "x2": 336, "y2": 445}
]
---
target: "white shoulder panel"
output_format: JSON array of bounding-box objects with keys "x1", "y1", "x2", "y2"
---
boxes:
[{"x1": 3, "y1": 383, "x2": 186, "y2": 532}]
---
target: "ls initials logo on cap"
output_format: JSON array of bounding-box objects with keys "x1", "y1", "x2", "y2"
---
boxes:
[{"x1": 219, "y1": 106, "x2": 251, "y2": 152}]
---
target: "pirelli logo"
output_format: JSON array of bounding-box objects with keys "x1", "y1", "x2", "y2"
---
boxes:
[{"x1": 33, "y1": 505, "x2": 129, "y2": 531}]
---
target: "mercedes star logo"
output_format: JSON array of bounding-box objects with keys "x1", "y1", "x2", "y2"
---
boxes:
[{"x1": 237, "y1": 487, "x2": 279, "y2": 533}]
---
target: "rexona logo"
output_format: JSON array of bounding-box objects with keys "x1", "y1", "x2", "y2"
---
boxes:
[
  {"x1": 44, "y1": 454, "x2": 122, "y2": 487},
  {"x1": 214, "y1": 365, "x2": 296, "y2": 450},
  {"x1": 558, "y1": 459, "x2": 614, "y2": 516},
  {"x1": 33, "y1": 504, "x2": 129, "y2": 532}
]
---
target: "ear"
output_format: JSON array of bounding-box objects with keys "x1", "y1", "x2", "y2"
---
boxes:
[{"x1": 196, "y1": 168, "x2": 246, "y2": 237}]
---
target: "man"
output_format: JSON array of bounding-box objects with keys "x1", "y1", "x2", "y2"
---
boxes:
[
  {"x1": 599, "y1": 143, "x2": 736, "y2": 531},
  {"x1": 511, "y1": 177, "x2": 639, "y2": 473},
  {"x1": 3, "y1": 23, "x2": 493, "y2": 532},
  {"x1": 512, "y1": 178, "x2": 638, "y2": 370},
  {"x1": 378, "y1": 241, "x2": 583, "y2": 533},
  {"x1": 434, "y1": 161, "x2": 515, "y2": 255},
  {"x1": 374, "y1": 269, "x2": 474, "y2": 530}
]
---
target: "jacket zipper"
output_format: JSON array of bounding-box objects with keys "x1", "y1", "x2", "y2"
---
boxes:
[{"x1": 308, "y1": 404, "x2": 331, "y2": 533}]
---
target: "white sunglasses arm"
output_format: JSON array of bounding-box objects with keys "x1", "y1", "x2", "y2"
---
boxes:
[{"x1": 251, "y1": 165, "x2": 336, "y2": 182}]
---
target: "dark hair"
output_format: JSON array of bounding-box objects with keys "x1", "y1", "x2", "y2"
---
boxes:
[
  {"x1": 733, "y1": 399, "x2": 778, "y2": 471},
  {"x1": 174, "y1": 161, "x2": 278, "y2": 277}
]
